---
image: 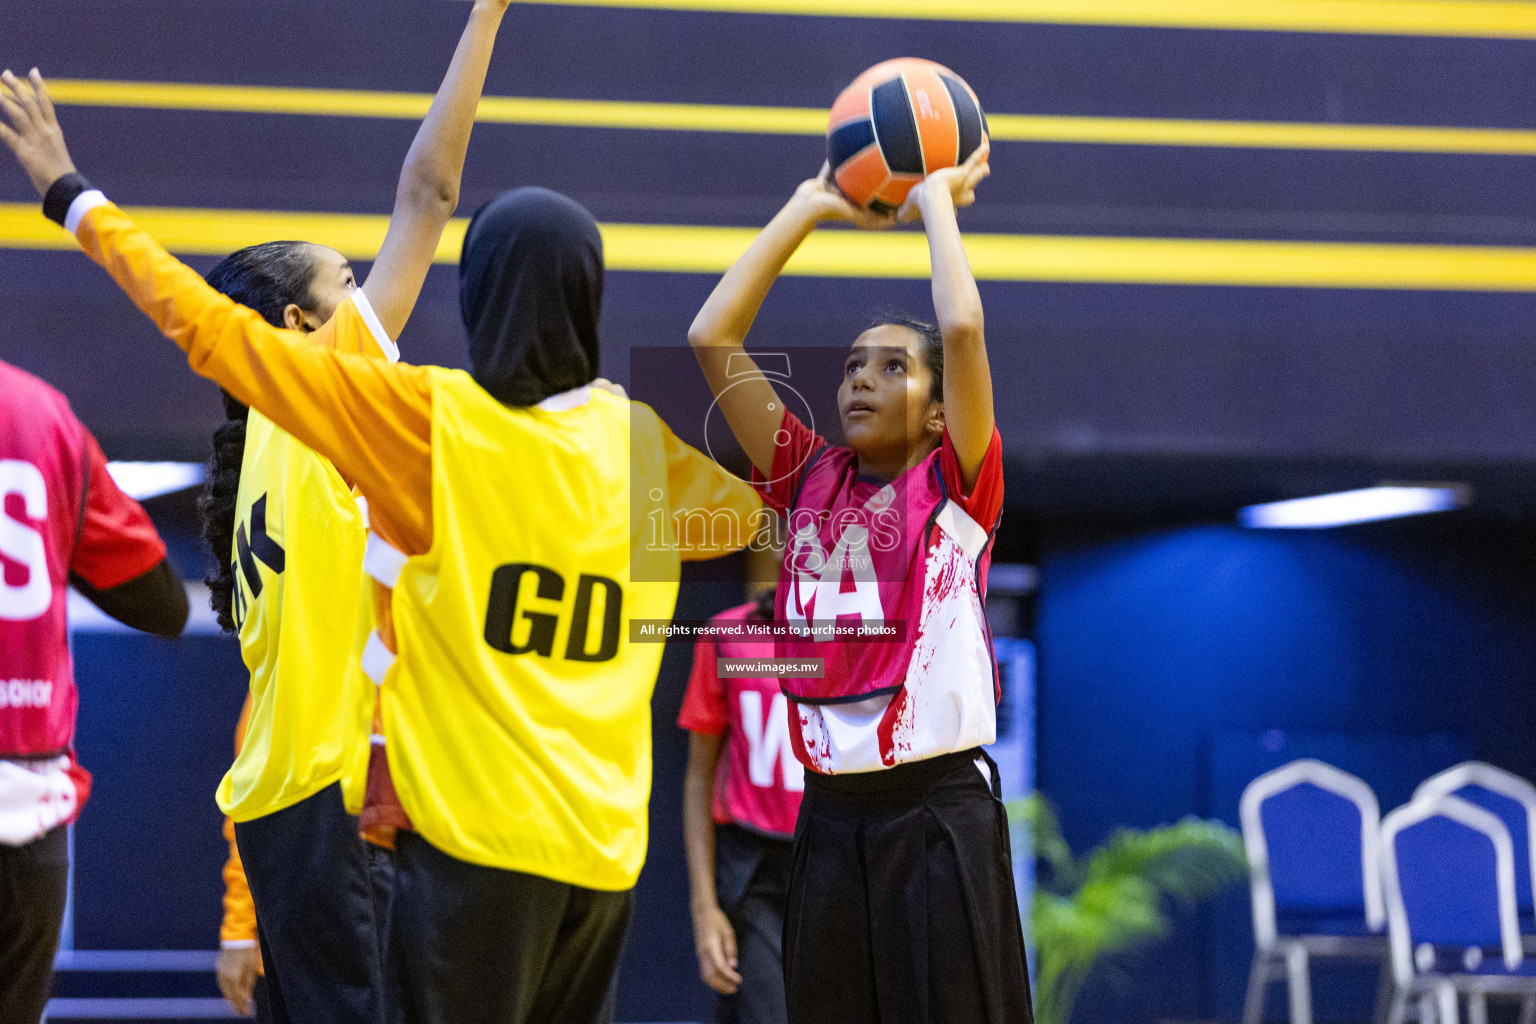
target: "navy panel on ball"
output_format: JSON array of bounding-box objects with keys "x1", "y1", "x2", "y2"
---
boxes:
[
  {"x1": 828, "y1": 119, "x2": 878, "y2": 170},
  {"x1": 869, "y1": 77, "x2": 924, "y2": 175},
  {"x1": 941, "y1": 74, "x2": 985, "y2": 161}
]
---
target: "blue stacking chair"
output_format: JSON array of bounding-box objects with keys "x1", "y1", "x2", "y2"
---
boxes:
[
  {"x1": 1415, "y1": 763, "x2": 1536, "y2": 936},
  {"x1": 1241, "y1": 759, "x2": 1390, "y2": 1024},
  {"x1": 1380, "y1": 794, "x2": 1536, "y2": 1024}
]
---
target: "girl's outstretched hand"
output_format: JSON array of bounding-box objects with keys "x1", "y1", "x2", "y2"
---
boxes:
[
  {"x1": 0, "y1": 69, "x2": 77, "y2": 197},
  {"x1": 900, "y1": 139, "x2": 990, "y2": 224},
  {"x1": 793, "y1": 163, "x2": 898, "y2": 230}
]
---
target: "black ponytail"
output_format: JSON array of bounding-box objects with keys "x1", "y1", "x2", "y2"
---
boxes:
[
  {"x1": 197, "y1": 241, "x2": 319, "y2": 632},
  {"x1": 199, "y1": 392, "x2": 248, "y2": 632}
]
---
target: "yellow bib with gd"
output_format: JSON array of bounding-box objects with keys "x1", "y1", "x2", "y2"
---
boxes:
[
  {"x1": 379, "y1": 369, "x2": 726, "y2": 890},
  {"x1": 216, "y1": 408, "x2": 373, "y2": 821}
]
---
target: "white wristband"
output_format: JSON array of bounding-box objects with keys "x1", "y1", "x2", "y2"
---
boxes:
[{"x1": 64, "y1": 190, "x2": 109, "y2": 235}]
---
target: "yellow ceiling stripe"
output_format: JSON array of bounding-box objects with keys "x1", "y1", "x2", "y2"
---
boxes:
[
  {"x1": 987, "y1": 114, "x2": 1536, "y2": 156},
  {"x1": 495, "y1": 0, "x2": 1536, "y2": 40},
  {"x1": 5, "y1": 202, "x2": 1536, "y2": 291},
  {"x1": 43, "y1": 79, "x2": 1536, "y2": 157},
  {"x1": 44, "y1": 79, "x2": 824, "y2": 135}
]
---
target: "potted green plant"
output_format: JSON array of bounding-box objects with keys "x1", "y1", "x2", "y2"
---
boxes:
[{"x1": 1008, "y1": 797, "x2": 1248, "y2": 1024}]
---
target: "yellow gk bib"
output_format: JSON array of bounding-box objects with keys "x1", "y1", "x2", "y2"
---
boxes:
[{"x1": 216, "y1": 408, "x2": 373, "y2": 821}]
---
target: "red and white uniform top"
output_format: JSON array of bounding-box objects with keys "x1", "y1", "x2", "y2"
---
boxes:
[
  {"x1": 0, "y1": 359, "x2": 166, "y2": 844},
  {"x1": 753, "y1": 412, "x2": 1004, "y2": 775},
  {"x1": 678, "y1": 603, "x2": 804, "y2": 838}
]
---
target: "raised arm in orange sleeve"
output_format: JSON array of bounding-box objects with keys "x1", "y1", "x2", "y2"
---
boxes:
[{"x1": 72, "y1": 201, "x2": 435, "y2": 555}]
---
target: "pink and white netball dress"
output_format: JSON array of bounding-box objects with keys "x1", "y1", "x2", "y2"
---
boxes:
[
  {"x1": 678, "y1": 603, "x2": 804, "y2": 837},
  {"x1": 0, "y1": 360, "x2": 166, "y2": 843},
  {"x1": 753, "y1": 411, "x2": 1004, "y2": 774}
]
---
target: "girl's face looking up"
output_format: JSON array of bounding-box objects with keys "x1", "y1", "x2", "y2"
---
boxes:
[
  {"x1": 288, "y1": 244, "x2": 356, "y2": 333},
  {"x1": 838, "y1": 323, "x2": 944, "y2": 476}
]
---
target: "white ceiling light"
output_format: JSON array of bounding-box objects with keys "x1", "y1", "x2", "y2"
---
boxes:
[
  {"x1": 105, "y1": 461, "x2": 206, "y2": 501},
  {"x1": 1239, "y1": 485, "x2": 1470, "y2": 529}
]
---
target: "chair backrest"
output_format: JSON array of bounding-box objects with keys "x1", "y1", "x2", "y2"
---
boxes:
[
  {"x1": 1415, "y1": 762, "x2": 1536, "y2": 914},
  {"x1": 1240, "y1": 759, "x2": 1385, "y2": 948},
  {"x1": 1380, "y1": 795, "x2": 1521, "y2": 985}
]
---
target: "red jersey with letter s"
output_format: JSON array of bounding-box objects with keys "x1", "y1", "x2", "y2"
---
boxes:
[
  {"x1": 753, "y1": 411, "x2": 1004, "y2": 775},
  {"x1": 678, "y1": 603, "x2": 804, "y2": 838},
  {"x1": 0, "y1": 359, "x2": 166, "y2": 763}
]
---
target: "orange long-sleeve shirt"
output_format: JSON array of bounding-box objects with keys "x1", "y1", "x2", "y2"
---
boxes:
[
  {"x1": 219, "y1": 694, "x2": 259, "y2": 956},
  {"x1": 75, "y1": 194, "x2": 762, "y2": 882},
  {"x1": 74, "y1": 196, "x2": 758, "y2": 667}
]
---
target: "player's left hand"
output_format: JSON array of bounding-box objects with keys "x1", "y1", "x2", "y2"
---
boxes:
[
  {"x1": 692, "y1": 903, "x2": 743, "y2": 995},
  {"x1": 795, "y1": 162, "x2": 899, "y2": 231},
  {"x1": 216, "y1": 945, "x2": 261, "y2": 1018},
  {"x1": 0, "y1": 69, "x2": 78, "y2": 197},
  {"x1": 900, "y1": 139, "x2": 990, "y2": 224}
]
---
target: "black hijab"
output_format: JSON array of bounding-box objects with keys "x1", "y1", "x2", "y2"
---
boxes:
[{"x1": 459, "y1": 187, "x2": 603, "y2": 406}]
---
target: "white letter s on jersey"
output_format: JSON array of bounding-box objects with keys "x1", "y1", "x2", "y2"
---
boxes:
[{"x1": 0, "y1": 460, "x2": 51, "y2": 621}]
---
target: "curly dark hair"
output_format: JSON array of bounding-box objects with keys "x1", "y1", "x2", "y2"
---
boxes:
[
  {"x1": 867, "y1": 310, "x2": 944, "y2": 403},
  {"x1": 197, "y1": 242, "x2": 318, "y2": 631}
]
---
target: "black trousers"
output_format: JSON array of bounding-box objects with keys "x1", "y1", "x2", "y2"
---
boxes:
[
  {"x1": 715, "y1": 826, "x2": 792, "y2": 1024},
  {"x1": 234, "y1": 783, "x2": 392, "y2": 1024},
  {"x1": 391, "y1": 831, "x2": 633, "y2": 1024},
  {"x1": 0, "y1": 825, "x2": 68, "y2": 1024},
  {"x1": 784, "y1": 749, "x2": 1034, "y2": 1024},
  {"x1": 255, "y1": 976, "x2": 274, "y2": 1024}
]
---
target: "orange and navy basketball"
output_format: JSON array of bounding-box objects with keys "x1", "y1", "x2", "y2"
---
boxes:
[{"x1": 827, "y1": 58, "x2": 987, "y2": 214}]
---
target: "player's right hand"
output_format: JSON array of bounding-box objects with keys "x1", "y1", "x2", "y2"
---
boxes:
[
  {"x1": 0, "y1": 70, "x2": 78, "y2": 198},
  {"x1": 793, "y1": 163, "x2": 898, "y2": 231},
  {"x1": 692, "y1": 903, "x2": 744, "y2": 995},
  {"x1": 216, "y1": 945, "x2": 262, "y2": 1017},
  {"x1": 900, "y1": 139, "x2": 991, "y2": 224}
]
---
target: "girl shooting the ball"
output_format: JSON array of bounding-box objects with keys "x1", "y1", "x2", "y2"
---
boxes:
[{"x1": 687, "y1": 60, "x2": 1032, "y2": 1024}]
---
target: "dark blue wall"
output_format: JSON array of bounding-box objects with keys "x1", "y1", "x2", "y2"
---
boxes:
[
  {"x1": 4, "y1": 0, "x2": 1535, "y2": 469},
  {"x1": 1036, "y1": 516, "x2": 1536, "y2": 1022},
  {"x1": 70, "y1": 633, "x2": 249, "y2": 951}
]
